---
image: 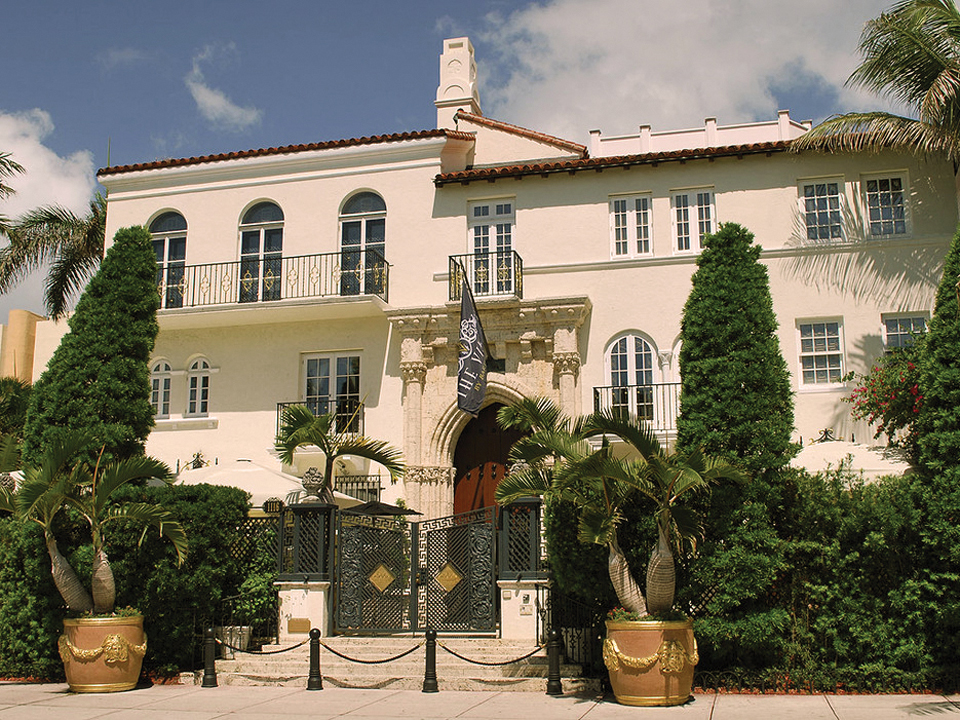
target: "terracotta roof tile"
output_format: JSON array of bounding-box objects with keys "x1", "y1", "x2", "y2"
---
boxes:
[
  {"x1": 98, "y1": 129, "x2": 476, "y2": 176},
  {"x1": 454, "y1": 112, "x2": 588, "y2": 157},
  {"x1": 435, "y1": 140, "x2": 791, "y2": 185}
]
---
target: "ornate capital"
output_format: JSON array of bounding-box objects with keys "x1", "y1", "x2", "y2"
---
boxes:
[
  {"x1": 657, "y1": 350, "x2": 673, "y2": 370},
  {"x1": 552, "y1": 351, "x2": 581, "y2": 375},
  {"x1": 400, "y1": 361, "x2": 427, "y2": 385}
]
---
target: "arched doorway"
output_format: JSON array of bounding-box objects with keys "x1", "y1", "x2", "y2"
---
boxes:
[{"x1": 452, "y1": 403, "x2": 525, "y2": 514}]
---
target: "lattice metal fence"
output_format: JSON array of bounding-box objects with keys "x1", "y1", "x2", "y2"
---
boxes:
[
  {"x1": 498, "y1": 499, "x2": 546, "y2": 580},
  {"x1": 279, "y1": 504, "x2": 336, "y2": 580}
]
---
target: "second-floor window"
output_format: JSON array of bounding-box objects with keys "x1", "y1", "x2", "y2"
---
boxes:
[
  {"x1": 673, "y1": 190, "x2": 713, "y2": 252},
  {"x1": 798, "y1": 321, "x2": 844, "y2": 385},
  {"x1": 802, "y1": 180, "x2": 843, "y2": 241},
  {"x1": 239, "y1": 201, "x2": 284, "y2": 303},
  {"x1": 883, "y1": 315, "x2": 926, "y2": 350},
  {"x1": 607, "y1": 334, "x2": 656, "y2": 420},
  {"x1": 339, "y1": 192, "x2": 386, "y2": 296},
  {"x1": 611, "y1": 195, "x2": 652, "y2": 257},
  {"x1": 865, "y1": 176, "x2": 907, "y2": 237},
  {"x1": 149, "y1": 212, "x2": 187, "y2": 309}
]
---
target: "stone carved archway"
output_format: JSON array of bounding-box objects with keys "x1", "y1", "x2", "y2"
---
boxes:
[{"x1": 387, "y1": 296, "x2": 590, "y2": 519}]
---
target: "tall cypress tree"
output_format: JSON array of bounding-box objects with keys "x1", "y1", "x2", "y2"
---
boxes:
[
  {"x1": 917, "y1": 225, "x2": 960, "y2": 480},
  {"x1": 22, "y1": 226, "x2": 159, "y2": 465},
  {"x1": 677, "y1": 222, "x2": 795, "y2": 477},
  {"x1": 675, "y1": 222, "x2": 796, "y2": 670}
]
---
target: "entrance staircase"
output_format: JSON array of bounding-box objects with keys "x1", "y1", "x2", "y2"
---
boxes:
[{"x1": 182, "y1": 636, "x2": 598, "y2": 693}]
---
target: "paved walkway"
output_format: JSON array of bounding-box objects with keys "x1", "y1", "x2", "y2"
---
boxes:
[{"x1": 0, "y1": 683, "x2": 958, "y2": 719}]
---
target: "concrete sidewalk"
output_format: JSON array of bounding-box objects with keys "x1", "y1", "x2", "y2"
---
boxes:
[{"x1": 1, "y1": 683, "x2": 959, "y2": 719}]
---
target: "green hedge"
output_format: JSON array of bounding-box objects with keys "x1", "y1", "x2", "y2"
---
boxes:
[{"x1": 544, "y1": 463, "x2": 960, "y2": 691}]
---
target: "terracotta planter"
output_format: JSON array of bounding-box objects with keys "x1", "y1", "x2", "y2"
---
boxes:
[
  {"x1": 603, "y1": 618, "x2": 697, "y2": 706},
  {"x1": 59, "y1": 615, "x2": 146, "y2": 692}
]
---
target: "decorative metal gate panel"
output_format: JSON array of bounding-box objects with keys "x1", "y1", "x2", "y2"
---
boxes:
[
  {"x1": 335, "y1": 514, "x2": 414, "y2": 633},
  {"x1": 418, "y1": 508, "x2": 498, "y2": 632}
]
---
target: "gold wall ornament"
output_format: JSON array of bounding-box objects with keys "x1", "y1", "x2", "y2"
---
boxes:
[
  {"x1": 603, "y1": 636, "x2": 698, "y2": 675},
  {"x1": 58, "y1": 632, "x2": 147, "y2": 665}
]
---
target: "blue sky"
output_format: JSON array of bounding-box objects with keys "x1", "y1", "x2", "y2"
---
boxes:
[{"x1": 1, "y1": 0, "x2": 895, "y2": 323}]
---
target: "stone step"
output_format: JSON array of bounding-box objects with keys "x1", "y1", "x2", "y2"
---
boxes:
[{"x1": 181, "y1": 635, "x2": 596, "y2": 692}]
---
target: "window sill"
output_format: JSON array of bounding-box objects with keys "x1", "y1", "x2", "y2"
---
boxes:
[
  {"x1": 153, "y1": 417, "x2": 219, "y2": 431},
  {"x1": 797, "y1": 384, "x2": 848, "y2": 395}
]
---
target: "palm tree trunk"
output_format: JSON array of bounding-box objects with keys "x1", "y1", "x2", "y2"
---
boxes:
[
  {"x1": 46, "y1": 537, "x2": 93, "y2": 613},
  {"x1": 607, "y1": 538, "x2": 647, "y2": 616},
  {"x1": 91, "y1": 547, "x2": 116, "y2": 614},
  {"x1": 645, "y1": 528, "x2": 675, "y2": 615}
]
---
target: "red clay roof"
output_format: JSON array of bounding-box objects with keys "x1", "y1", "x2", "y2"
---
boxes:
[
  {"x1": 454, "y1": 112, "x2": 588, "y2": 157},
  {"x1": 98, "y1": 129, "x2": 476, "y2": 177},
  {"x1": 435, "y1": 140, "x2": 792, "y2": 185}
]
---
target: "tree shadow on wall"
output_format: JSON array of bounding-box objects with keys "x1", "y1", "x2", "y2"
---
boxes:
[{"x1": 778, "y1": 195, "x2": 948, "y2": 312}]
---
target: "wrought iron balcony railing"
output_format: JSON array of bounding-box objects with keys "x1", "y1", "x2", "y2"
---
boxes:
[
  {"x1": 593, "y1": 383, "x2": 681, "y2": 434},
  {"x1": 449, "y1": 251, "x2": 523, "y2": 301},
  {"x1": 156, "y1": 249, "x2": 389, "y2": 310},
  {"x1": 276, "y1": 399, "x2": 364, "y2": 437},
  {"x1": 334, "y1": 475, "x2": 382, "y2": 503}
]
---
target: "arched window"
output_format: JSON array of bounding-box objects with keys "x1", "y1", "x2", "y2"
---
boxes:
[
  {"x1": 149, "y1": 212, "x2": 187, "y2": 309},
  {"x1": 187, "y1": 358, "x2": 211, "y2": 417},
  {"x1": 339, "y1": 192, "x2": 386, "y2": 296},
  {"x1": 606, "y1": 334, "x2": 656, "y2": 421},
  {"x1": 150, "y1": 361, "x2": 172, "y2": 418},
  {"x1": 239, "y1": 202, "x2": 283, "y2": 303}
]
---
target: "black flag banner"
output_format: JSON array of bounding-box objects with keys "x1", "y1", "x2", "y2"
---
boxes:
[{"x1": 457, "y1": 265, "x2": 488, "y2": 416}]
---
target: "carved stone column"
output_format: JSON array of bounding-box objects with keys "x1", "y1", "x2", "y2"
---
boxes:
[
  {"x1": 553, "y1": 351, "x2": 581, "y2": 417},
  {"x1": 400, "y1": 361, "x2": 427, "y2": 466},
  {"x1": 404, "y1": 466, "x2": 455, "y2": 519}
]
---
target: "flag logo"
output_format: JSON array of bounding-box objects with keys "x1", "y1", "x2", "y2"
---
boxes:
[{"x1": 457, "y1": 269, "x2": 488, "y2": 416}]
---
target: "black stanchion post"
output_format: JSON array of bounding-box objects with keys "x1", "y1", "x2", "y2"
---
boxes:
[
  {"x1": 307, "y1": 628, "x2": 323, "y2": 690},
  {"x1": 546, "y1": 628, "x2": 562, "y2": 695},
  {"x1": 201, "y1": 627, "x2": 218, "y2": 688},
  {"x1": 422, "y1": 628, "x2": 439, "y2": 693}
]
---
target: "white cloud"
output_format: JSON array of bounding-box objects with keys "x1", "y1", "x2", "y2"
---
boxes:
[
  {"x1": 479, "y1": 0, "x2": 898, "y2": 143},
  {"x1": 185, "y1": 44, "x2": 263, "y2": 132},
  {"x1": 0, "y1": 109, "x2": 97, "y2": 322},
  {"x1": 97, "y1": 47, "x2": 150, "y2": 71}
]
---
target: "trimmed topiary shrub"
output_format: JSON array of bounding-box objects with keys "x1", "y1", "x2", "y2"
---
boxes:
[{"x1": 22, "y1": 225, "x2": 159, "y2": 466}]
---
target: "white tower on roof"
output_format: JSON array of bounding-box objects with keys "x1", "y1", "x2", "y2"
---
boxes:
[{"x1": 436, "y1": 37, "x2": 481, "y2": 129}]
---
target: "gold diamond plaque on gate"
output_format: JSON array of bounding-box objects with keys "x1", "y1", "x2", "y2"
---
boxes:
[
  {"x1": 368, "y1": 564, "x2": 396, "y2": 593},
  {"x1": 435, "y1": 562, "x2": 463, "y2": 593}
]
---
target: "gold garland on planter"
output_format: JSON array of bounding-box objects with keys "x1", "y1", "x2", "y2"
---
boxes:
[
  {"x1": 603, "y1": 637, "x2": 699, "y2": 674},
  {"x1": 58, "y1": 632, "x2": 147, "y2": 665}
]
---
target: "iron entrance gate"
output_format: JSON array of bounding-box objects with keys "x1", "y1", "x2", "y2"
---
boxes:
[{"x1": 334, "y1": 508, "x2": 499, "y2": 633}]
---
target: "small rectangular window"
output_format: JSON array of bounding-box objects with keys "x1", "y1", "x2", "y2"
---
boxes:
[
  {"x1": 883, "y1": 315, "x2": 926, "y2": 350},
  {"x1": 798, "y1": 321, "x2": 844, "y2": 385}
]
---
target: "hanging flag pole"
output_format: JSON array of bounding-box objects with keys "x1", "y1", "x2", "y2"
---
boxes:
[{"x1": 456, "y1": 260, "x2": 489, "y2": 417}]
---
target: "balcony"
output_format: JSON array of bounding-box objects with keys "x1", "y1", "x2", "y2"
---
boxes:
[
  {"x1": 593, "y1": 383, "x2": 681, "y2": 435},
  {"x1": 276, "y1": 398, "x2": 364, "y2": 438},
  {"x1": 449, "y1": 251, "x2": 523, "y2": 301},
  {"x1": 334, "y1": 475, "x2": 382, "y2": 502},
  {"x1": 157, "y1": 250, "x2": 389, "y2": 311}
]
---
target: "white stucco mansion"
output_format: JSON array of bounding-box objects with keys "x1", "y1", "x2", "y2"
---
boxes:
[{"x1": 10, "y1": 38, "x2": 958, "y2": 516}]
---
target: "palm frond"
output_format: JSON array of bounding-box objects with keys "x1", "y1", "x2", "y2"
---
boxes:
[
  {"x1": 496, "y1": 396, "x2": 566, "y2": 433},
  {"x1": 583, "y1": 409, "x2": 662, "y2": 461},
  {"x1": 104, "y1": 503, "x2": 188, "y2": 565},
  {"x1": 328, "y1": 435, "x2": 405, "y2": 480},
  {"x1": 275, "y1": 405, "x2": 335, "y2": 463},
  {"x1": 93, "y1": 456, "x2": 173, "y2": 517},
  {"x1": 494, "y1": 465, "x2": 553, "y2": 504},
  {"x1": 0, "y1": 434, "x2": 19, "y2": 472},
  {"x1": 0, "y1": 152, "x2": 24, "y2": 200}
]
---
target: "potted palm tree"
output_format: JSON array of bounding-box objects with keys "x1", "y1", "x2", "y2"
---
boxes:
[
  {"x1": 0, "y1": 431, "x2": 188, "y2": 692},
  {"x1": 495, "y1": 398, "x2": 744, "y2": 706}
]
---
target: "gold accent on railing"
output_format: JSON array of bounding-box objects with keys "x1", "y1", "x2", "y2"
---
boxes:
[
  {"x1": 58, "y1": 632, "x2": 147, "y2": 665},
  {"x1": 603, "y1": 637, "x2": 698, "y2": 674}
]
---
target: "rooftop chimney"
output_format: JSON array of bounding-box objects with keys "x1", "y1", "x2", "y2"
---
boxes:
[{"x1": 436, "y1": 37, "x2": 481, "y2": 129}]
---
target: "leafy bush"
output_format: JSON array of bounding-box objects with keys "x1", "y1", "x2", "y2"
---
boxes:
[
  {"x1": 107, "y1": 483, "x2": 251, "y2": 675},
  {"x1": 845, "y1": 342, "x2": 924, "y2": 463}
]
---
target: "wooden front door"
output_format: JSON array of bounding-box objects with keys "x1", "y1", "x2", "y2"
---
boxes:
[{"x1": 453, "y1": 403, "x2": 525, "y2": 514}]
